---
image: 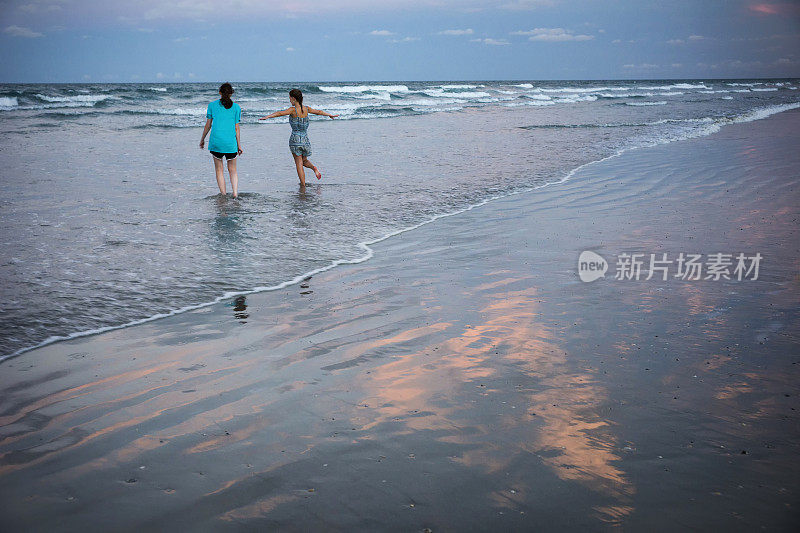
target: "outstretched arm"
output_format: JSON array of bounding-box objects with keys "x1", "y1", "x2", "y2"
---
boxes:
[
  {"x1": 307, "y1": 107, "x2": 339, "y2": 119},
  {"x1": 199, "y1": 118, "x2": 212, "y2": 148},
  {"x1": 258, "y1": 107, "x2": 294, "y2": 120}
]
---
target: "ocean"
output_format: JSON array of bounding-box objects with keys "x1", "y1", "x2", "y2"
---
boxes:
[{"x1": 0, "y1": 79, "x2": 798, "y2": 360}]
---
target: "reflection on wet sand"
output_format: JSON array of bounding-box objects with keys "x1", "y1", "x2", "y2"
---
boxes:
[
  {"x1": 346, "y1": 276, "x2": 636, "y2": 524},
  {"x1": 0, "y1": 270, "x2": 635, "y2": 526}
]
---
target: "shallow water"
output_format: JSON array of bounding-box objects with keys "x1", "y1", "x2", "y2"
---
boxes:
[{"x1": 0, "y1": 79, "x2": 798, "y2": 359}]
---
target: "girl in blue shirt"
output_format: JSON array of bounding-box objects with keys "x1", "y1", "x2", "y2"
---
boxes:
[{"x1": 200, "y1": 83, "x2": 242, "y2": 198}]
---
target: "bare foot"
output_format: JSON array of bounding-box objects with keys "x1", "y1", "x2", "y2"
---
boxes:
[{"x1": 314, "y1": 167, "x2": 322, "y2": 180}]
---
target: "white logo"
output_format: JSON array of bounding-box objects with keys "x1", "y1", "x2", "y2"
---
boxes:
[{"x1": 578, "y1": 250, "x2": 608, "y2": 282}]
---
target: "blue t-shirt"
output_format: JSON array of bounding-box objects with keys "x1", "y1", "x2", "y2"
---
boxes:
[{"x1": 206, "y1": 100, "x2": 241, "y2": 153}]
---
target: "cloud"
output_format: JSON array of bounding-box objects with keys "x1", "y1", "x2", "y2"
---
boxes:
[
  {"x1": 388, "y1": 36, "x2": 420, "y2": 43},
  {"x1": 286, "y1": 47, "x2": 295, "y2": 51},
  {"x1": 438, "y1": 29, "x2": 474, "y2": 35},
  {"x1": 76, "y1": 0, "x2": 558, "y2": 21},
  {"x1": 500, "y1": 0, "x2": 556, "y2": 9},
  {"x1": 141, "y1": 1, "x2": 453, "y2": 19},
  {"x1": 471, "y1": 38, "x2": 510, "y2": 46},
  {"x1": 369, "y1": 29, "x2": 395, "y2": 36},
  {"x1": 749, "y1": 3, "x2": 780, "y2": 15},
  {"x1": 623, "y1": 63, "x2": 658, "y2": 69},
  {"x1": 729, "y1": 33, "x2": 798, "y2": 42},
  {"x1": 710, "y1": 58, "x2": 764, "y2": 70},
  {"x1": 668, "y1": 34, "x2": 707, "y2": 45},
  {"x1": 173, "y1": 36, "x2": 189, "y2": 42},
  {"x1": 3, "y1": 25, "x2": 43, "y2": 38},
  {"x1": 512, "y1": 28, "x2": 593, "y2": 42},
  {"x1": 18, "y1": 2, "x2": 62, "y2": 14}
]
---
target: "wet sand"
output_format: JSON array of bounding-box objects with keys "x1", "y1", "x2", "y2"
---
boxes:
[{"x1": 1, "y1": 109, "x2": 799, "y2": 531}]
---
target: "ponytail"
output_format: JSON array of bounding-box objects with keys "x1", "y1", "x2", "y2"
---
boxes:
[
  {"x1": 289, "y1": 88, "x2": 303, "y2": 113},
  {"x1": 219, "y1": 82, "x2": 234, "y2": 109}
]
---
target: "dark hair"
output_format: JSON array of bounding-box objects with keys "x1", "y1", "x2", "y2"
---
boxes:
[
  {"x1": 219, "y1": 82, "x2": 234, "y2": 109},
  {"x1": 289, "y1": 88, "x2": 303, "y2": 112}
]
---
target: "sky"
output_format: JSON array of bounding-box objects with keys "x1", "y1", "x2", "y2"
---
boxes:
[{"x1": 1, "y1": 0, "x2": 799, "y2": 82}]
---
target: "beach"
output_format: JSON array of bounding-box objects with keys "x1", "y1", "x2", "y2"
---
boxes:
[{"x1": 1, "y1": 104, "x2": 798, "y2": 531}]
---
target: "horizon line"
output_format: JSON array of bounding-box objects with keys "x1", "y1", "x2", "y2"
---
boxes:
[{"x1": 2, "y1": 76, "x2": 799, "y2": 84}]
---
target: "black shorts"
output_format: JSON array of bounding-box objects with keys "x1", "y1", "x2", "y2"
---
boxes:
[{"x1": 210, "y1": 151, "x2": 237, "y2": 160}]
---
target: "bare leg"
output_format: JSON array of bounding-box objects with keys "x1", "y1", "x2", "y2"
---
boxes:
[
  {"x1": 293, "y1": 153, "x2": 306, "y2": 187},
  {"x1": 302, "y1": 156, "x2": 322, "y2": 180},
  {"x1": 213, "y1": 157, "x2": 226, "y2": 195},
  {"x1": 227, "y1": 157, "x2": 239, "y2": 198}
]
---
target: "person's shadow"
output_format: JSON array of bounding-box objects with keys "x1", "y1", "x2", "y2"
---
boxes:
[
  {"x1": 209, "y1": 197, "x2": 251, "y2": 325},
  {"x1": 210, "y1": 195, "x2": 245, "y2": 245},
  {"x1": 286, "y1": 184, "x2": 322, "y2": 230},
  {"x1": 207, "y1": 195, "x2": 248, "y2": 300},
  {"x1": 230, "y1": 295, "x2": 248, "y2": 323}
]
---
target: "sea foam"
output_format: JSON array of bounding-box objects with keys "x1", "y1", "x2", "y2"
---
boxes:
[
  {"x1": 319, "y1": 85, "x2": 410, "y2": 93},
  {"x1": 0, "y1": 96, "x2": 18, "y2": 109}
]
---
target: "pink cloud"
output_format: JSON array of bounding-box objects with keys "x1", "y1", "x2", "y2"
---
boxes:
[{"x1": 749, "y1": 3, "x2": 781, "y2": 15}]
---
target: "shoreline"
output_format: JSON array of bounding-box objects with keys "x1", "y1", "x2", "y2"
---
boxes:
[{"x1": 3, "y1": 100, "x2": 798, "y2": 364}]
